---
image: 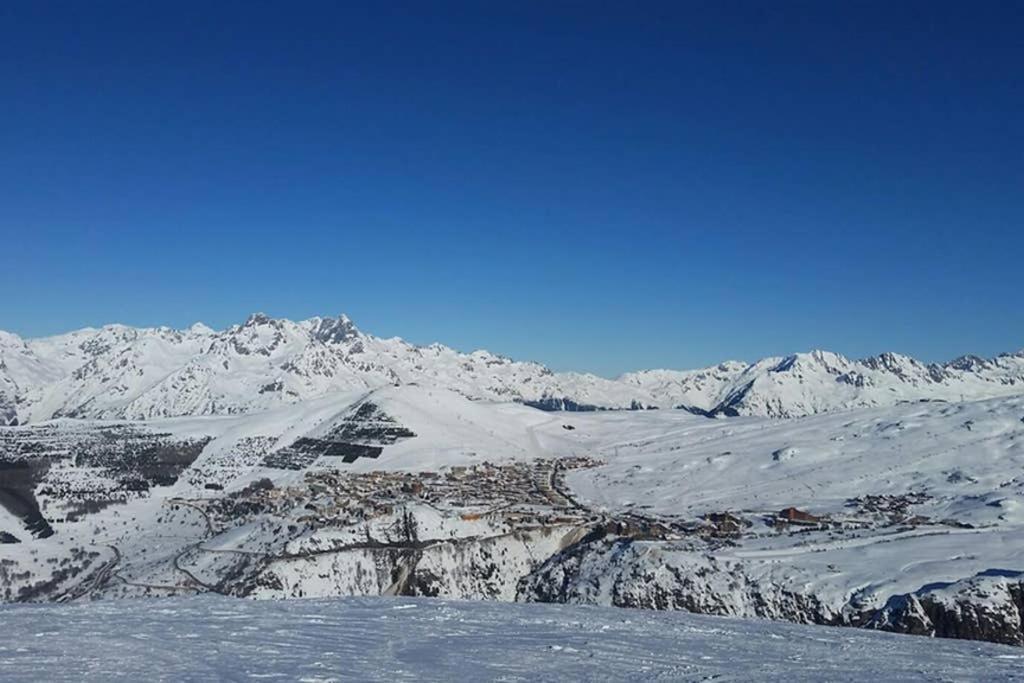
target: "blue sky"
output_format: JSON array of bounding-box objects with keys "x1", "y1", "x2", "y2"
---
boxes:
[{"x1": 1, "y1": 2, "x2": 1021, "y2": 376}]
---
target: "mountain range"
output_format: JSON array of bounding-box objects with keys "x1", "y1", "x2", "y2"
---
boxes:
[
  {"x1": 4, "y1": 314, "x2": 1024, "y2": 647},
  {"x1": 1, "y1": 312, "x2": 1022, "y2": 426}
]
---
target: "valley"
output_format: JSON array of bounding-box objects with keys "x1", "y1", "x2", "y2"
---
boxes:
[{"x1": 1, "y1": 376, "x2": 1023, "y2": 647}]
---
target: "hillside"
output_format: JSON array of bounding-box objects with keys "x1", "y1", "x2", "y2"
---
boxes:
[{"x1": 2, "y1": 385, "x2": 1024, "y2": 646}]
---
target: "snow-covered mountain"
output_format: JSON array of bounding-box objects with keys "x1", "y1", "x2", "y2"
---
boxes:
[
  {"x1": 1, "y1": 313, "x2": 1022, "y2": 425},
  {"x1": 0, "y1": 314, "x2": 538, "y2": 424},
  {"x1": 622, "y1": 348, "x2": 1024, "y2": 417}
]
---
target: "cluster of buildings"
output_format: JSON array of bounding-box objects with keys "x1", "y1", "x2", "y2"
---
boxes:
[
  {"x1": 294, "y1": 457, "x2": 603, "y2": 530},
  {"x1": 192, "y1": 457, "x2": 605, "y2": 536}
]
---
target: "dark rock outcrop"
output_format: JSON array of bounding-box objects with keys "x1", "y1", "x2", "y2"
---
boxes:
[{"x1": 523, "y1": 397, "x2": 603, "y2": 412}]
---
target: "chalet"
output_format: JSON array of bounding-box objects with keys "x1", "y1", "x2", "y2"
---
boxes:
[{"x1": 778, "y1": 507, "x2": 820, "y2": 525}]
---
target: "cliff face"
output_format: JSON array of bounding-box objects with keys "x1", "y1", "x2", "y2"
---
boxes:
[
  {"x1": 865, "y1": 573, "x2": 1024, "y2": 646},
  {"x1": 517, "y1": 536, "x2": 838, "y2": 625},
  {"x1": 517, "y1": 536, "x2": 1024, "y2": 648},
  {"x1": 238, "y1": 524, "x2": 581, "y2": 602}
]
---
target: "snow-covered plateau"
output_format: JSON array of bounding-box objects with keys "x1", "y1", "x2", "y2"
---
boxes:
[
  {"x1": 2, "y1": 595, "x2": 1021, "y2": 682},
  {"x1": 2, "y1": 314, "x2": 1024, "y2": 676}
]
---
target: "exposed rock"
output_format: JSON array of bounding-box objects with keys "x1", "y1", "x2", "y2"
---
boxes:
[
  {"x1": 519, "y1": 536, "x2": 838, "y2": 625},
  {"x1": 866, "y1": 573, "x2": 1024, "y2": 646},
  {"x1": 523, "y1": 397, "x2": 603, "y2": 412}
]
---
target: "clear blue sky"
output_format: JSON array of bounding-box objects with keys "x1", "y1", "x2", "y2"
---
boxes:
[{"x1": 1, "y1": 2, "x2": 1021, "y2": 376}]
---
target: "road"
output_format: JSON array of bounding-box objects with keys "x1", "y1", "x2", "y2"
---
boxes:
[
  {"x1": 165, "y1": 498, "x2": 224, "y2": 593},
  {"x1": 54, "y1": 544, "x2": 121, "y2": 602}
]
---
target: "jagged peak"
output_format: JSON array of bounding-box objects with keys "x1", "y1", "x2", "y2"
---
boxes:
[
  {"x1": 310, "y1": 314, "x2": 360, "y2": 345},
  {"x1": 860, "y1": 351, "x2": 923, "y2": 370},
  {"x1": 243, "y1": 312, "x2": 274, "y2": 327},
  {"x1": 2, "y1": 313, "x2": 1023, "y2": 425},
  {"x1": 770, "y1": 350, "x2": 852, "y2": 374},
  {"x1": 945, "y1": 354, "x2": 992, "y2": 372},
  {"x1": 875, "y1": 350, "x2": 916, "y2": 362},
  {"x1": 808, "y1": 349, "x2": 849, "y2": 363}
]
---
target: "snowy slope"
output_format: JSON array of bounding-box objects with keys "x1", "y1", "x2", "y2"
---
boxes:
[
  {"x1": 517, "y1": 394, "x2": 1024, "y2": 640},
  {"x1": 560, "y1": 394, "x2": 1024, "y2": 523},
  {"x1": 154, "y1": 383, "x2": 556, "y2": 489},
  {"x1": 6, "y1": 314, "x2": 604, "y2": 423},
  {"x1": 4, "y1": 385, "x2": 1024, "y2": 645},
  {"x1": 3, "y1": 313, "x2": 1022, "y2": 423},
  {"x1": 623, "y1": 349, "x2": 1024, "y2": 417},
  {"x1": 0, "y1": 330, "x2": 69, "y2": 425},
  {"x1": 1, "y1": 596, "x2": 1020, "y2": 682},
  {"x1": 618, "y1": 360, "x2": 751, "y2": 411},
  {"x1": 0, "y1": 369, "x2": 17, "y2": 426}
]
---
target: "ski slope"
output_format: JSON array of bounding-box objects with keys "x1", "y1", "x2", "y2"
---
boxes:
[
  {"x1": 4, "y1": 383, "x2": 1024, "y2": 646},
  {"x1": 1, "y1": 596, "x2": 1020, "y2": 682},
  {"x1": 538, "y1": 394, "x2": 1024, "y2": 622}
]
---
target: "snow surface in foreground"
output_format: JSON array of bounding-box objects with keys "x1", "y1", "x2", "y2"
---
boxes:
[{"x1": 1, "y1": 596, "x2": 1021, "y2": 682}]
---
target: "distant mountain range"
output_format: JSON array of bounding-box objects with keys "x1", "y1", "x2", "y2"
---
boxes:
[{"x1": 1, "y1": 312, "x2": 1022, "y2": 425}]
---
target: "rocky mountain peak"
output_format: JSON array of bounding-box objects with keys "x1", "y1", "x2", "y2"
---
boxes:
[
  {"x1": 0, "y1": 315, "x2": 1020, "y2": 424},
  {"x1": 243, "y1": 312, "x2": 274, "y2": 328},
  {"x1": 311, "y1": 314, "x2": 360, "y2": 345},
  {"x1": 771, "y1": 350, "x2": 850, "y2": 375}
]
